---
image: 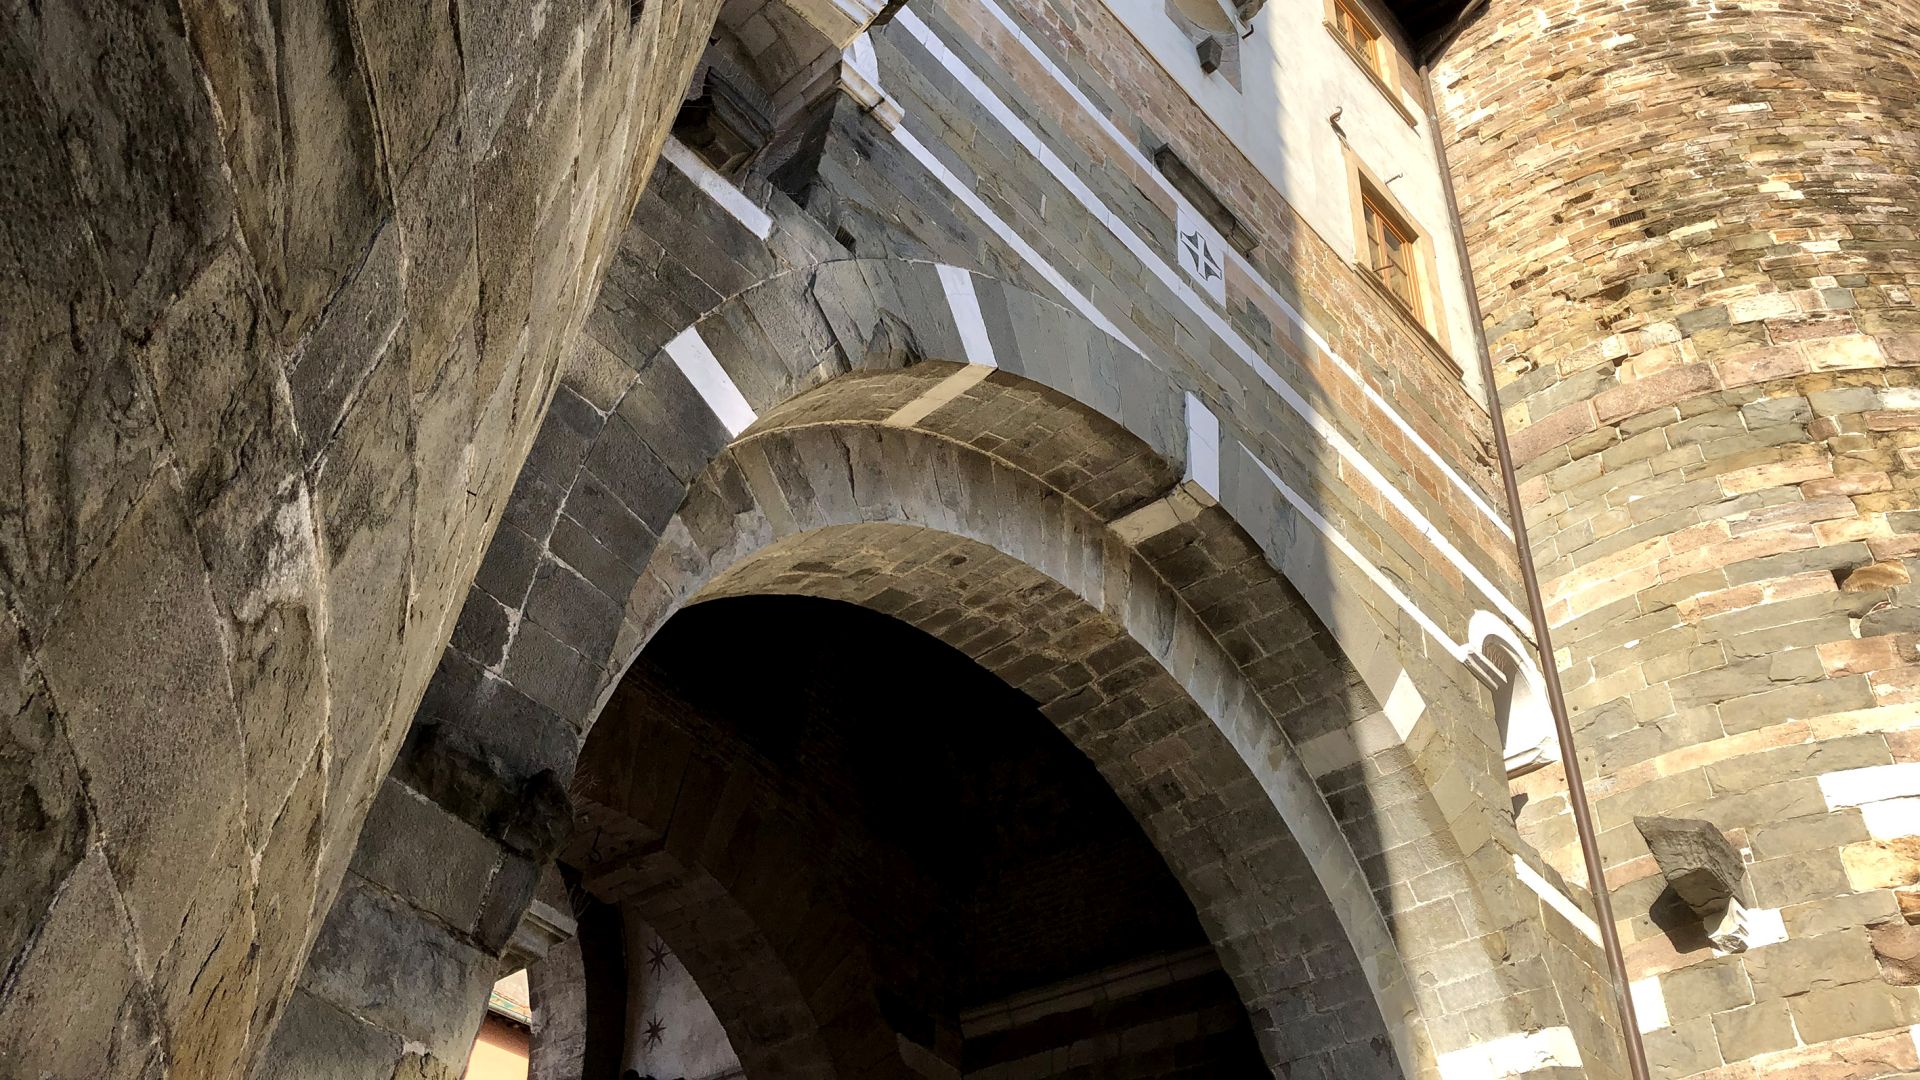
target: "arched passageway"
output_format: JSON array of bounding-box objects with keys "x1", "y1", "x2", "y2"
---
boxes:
[
  {"x1": 310, "y1": 255, "x2": 1568, "y2": 1080},
  {"x1": 562, "y1": 593, "x2": 1269, "y2": 1077}
]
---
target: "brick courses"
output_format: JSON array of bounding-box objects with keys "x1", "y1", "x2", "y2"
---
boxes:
[{"x1": 1439, "y1": 0, "x2": 1920, "y2": 1072}]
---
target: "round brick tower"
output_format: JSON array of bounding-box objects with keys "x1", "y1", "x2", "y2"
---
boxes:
[{"x1": 1436, "y1": 0, "x2": 1920, "y2": 1072}]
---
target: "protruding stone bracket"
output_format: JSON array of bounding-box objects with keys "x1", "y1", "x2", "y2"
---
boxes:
[
  {"x1": 838, "y1": 33, "x2": 904, "y2": 130},
  {"x1": 1463, "y1": 610, "x2": 1558, "y2": 777},
  {"x1": 501, "y1": 898, "x2": 579, "y2": 974},
  {"x1": 1634, "y1": 815, "x2": 1760, "y2": 952}
]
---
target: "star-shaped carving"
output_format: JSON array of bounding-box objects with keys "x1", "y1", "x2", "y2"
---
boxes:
[
  {"x1": 646, "y1": 939, "x2": 671, "y2": 974},
  {"x1": 1180, "y1": 229, "x2": 1222, "y2": 282},
  {"x1": 644, "y1": 1015, "x2": 666, "y2": 1048}
]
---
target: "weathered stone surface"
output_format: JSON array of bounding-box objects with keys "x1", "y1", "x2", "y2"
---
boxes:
[
  {"x1": 290, "y1": 223, "x2": 408, "y2": 461},
  {"x1": 0, "y1": 27, "x2": 164, "y2": 626},
  {"x1": 1745, "y1": 928, "x2": 1879, "y2": 1000},
  {"x1": 1636, "y1": 815, "x2": 1747, "y2": 914},
  {"x1": 12, "y1": 0, "x2": 232, "y2": 332},
  {"x1": 0, "y1": 853, "x2": 161, "y2": 1079},
  {"x1": 349, "y1": 780, "x2": 502, "y2": 933},
  {"x1": 1643, "y1": 1016, "x2": 1720, "y2": 1077},
  {"x1": 1788, "y1": 981, "x2": 1920, "y2": 1045},
  {"x1": 349, "y1": 0, "x2": 462, "y2": 182},
  {"x1": 315, "y1": 345, "x2": 416, "y2": 822},
  {"x1": 0, "y1": 606, "x2": 86, "y2": 975},
  {"x1": 1871, "y1": 921, "x2": 1920, "y2": 986},
  {"x1": 39, "y1": 481, "x2": 245, "y2": 963},
  {"x1": 300, "y1": 877, "x2": 497, "y2": 1062},
  {"x1": 1710, "y1": 999, "x2": 1794, "y2": 1061},
  {"x1": 252, "y1": 989, "x2": 404, "y2": 1080},
  {"x1": 391, "y1": 1050, "x2": 463, "y2": 1080},
  {"x1": 183, "y1": 0, "x2": 387, "y2": 339},
  {"x1": 146, "y1": 244, "x2": 329, "y2": 847},
  {"x1": 153, "y1": 835, "x2": 257, "y2": 1077},
  {"x1": 250, "y1": 747, "x2": 328, "y2": 1050}
]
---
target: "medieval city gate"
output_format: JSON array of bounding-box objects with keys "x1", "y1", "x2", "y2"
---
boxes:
[{"x1": 0, "y1": 0, "x2": 1680, "y2": 1073}]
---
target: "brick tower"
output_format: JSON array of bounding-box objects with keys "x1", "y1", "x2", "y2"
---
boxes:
[{"x1": 1437, "y1": 0, "x2": 1920, "y2": 1071}]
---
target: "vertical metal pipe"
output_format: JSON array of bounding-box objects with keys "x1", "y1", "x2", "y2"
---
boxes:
[{"x1": 1417, "y1": 58, "x2": 1653, "y2": 1080}]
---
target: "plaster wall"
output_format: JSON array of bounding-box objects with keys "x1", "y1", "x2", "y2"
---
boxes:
[
  {"x1": 621, "y1": 914, "x2": 744, "y2": 1080},
  {"x1": 1096, "y1": 0, "x2": 1486, "y2": 393}
]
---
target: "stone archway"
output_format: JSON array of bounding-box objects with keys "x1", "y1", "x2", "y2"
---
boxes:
[
  {"x1": 565, "y1": 591, "x2": 1280, "y2": 1079},
  {"x1": 298, "y1": 256, "x2": 1567, "y2": 1079}
]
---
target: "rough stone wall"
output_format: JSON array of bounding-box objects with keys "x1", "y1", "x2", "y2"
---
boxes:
[
  {"x1": 1437, "y1": 0, "x2": 1920, "y2": 1073},
  {"x1": 0, "y1": 0, "x2": 721, "y2": 1076}
]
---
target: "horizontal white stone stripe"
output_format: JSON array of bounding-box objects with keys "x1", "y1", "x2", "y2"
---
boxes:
[
  {"x1": 937, "y1": 263, "x2": 998, "y2": 367},
  {"x1": 661, "y1": 138, "x2": 774, "y2": 240},
  {"x1": 1511, "y1": 854, "x2": 1602, "y2": 947},
  {"x1": 946, "y1": 0, "x2": 1514, "y2": 544},
  {"x1": 894, "y1": 11, "x2": 1533, "y2": 638},
  {"x1": 1436, "y1": 1026, "x2": 1582, "y2": 1079},
  {"x1": 1820, "y1": 762, "x2": 1920, "y2": 809},
  {"x1": 663, "y1": 326, "x2": 758, "y2": 436},
  {"x1": 1725, "y1": 907, "x2": 1787, "y2": 953},
  {"x1": 893, "y1": 128, "x2": 1137, "y2": 349},
  {"x1": 884, "y1": 363, "x2": 993, "y2": 430}
]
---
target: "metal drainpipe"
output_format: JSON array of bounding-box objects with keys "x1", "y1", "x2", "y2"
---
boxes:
[{"x1": 1417, "y1": 60, "x2": 1653, "y2": 1080}]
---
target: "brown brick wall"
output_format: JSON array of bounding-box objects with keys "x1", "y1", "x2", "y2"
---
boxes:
[{"x1": 1438, "y1": 0, "x2": 1920, "y2": 1072}]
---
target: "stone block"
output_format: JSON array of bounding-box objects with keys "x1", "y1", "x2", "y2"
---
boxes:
[
  {"x1": 1659, "y1": 956, "x2": 1754, "y2": 1020},
  {"x1": 184, "y1": 0, "x2": 387, "y2": 339},
  {"x1": 402, "y1": 652, "x2": 579, "y2": 833},
  {"x1": 1743, "y1": 928, "x2": 1879, "y2": 999},
  {"x1": 1710, "y1": 998, "x2": 1795, "y2": 1062},
  {"x1": 1643, "y1": 1015, "x2": 1722, "y2": 1076},
  {"x1": 249, "y1": 750, "x2": 327, "y2": 1050},
  {"x1": 1870, "y1": 921, "x2": 1920, "y2": 986},
  {"x1": 0, "y1": 607, "x2": 87, "y2": 976},
  {"x1": 39, "y1": 481, "x2": 246, "y2": 964},
  {"x1": 1787, "y1": 981, "x2": 1920, "y2": 1045},
  {"x1": 300, "y1": 876, "x2": 497, "y2": 1062},
  {"x1": 314, "y1": 346, "x2": 416, "y2": 825},
  {"x1": 350, "y1": 779, "x2": 502, "y2": 933},
  {"x1": 1635, "y1": 815, "x2": 1747, "y2": 913},
  {"x1": 0, "y1": 853, "x2": 160, "y2": 1078},
  {"x1": 14, "y1": 0, "x2": 232, "y2": 331},
  {"x1": 252, "y1": 988, "x2": 404, "y2": 1080}
]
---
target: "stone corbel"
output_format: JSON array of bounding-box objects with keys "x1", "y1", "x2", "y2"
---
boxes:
[
  {"x1": 837, "y1": 33, "x2": 903, "y2": 130},
  {"x1": 1634, "y1": 815, "x2": 1761, "y2": 952},
  {"x1": 501, "y1": 897, "x2": 579, "y2": 973}
]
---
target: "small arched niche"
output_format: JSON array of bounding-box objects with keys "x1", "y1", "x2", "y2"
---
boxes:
[{"x1": 1464, "y1": 610, "x2": 1560, "y2": 779}]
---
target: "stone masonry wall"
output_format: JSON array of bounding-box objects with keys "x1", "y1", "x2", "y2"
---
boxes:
[
  {"x1": 1438, "y1": 0, "x2": 1920, "y2": 1073},
  {"x1": 0, "y1": 1, "x2": 722, "y2": 1077}
]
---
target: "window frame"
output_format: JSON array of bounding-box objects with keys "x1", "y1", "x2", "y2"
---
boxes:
[
  {"x1": 1331, "y1": 0, "x2": 1385, "y2": 78},
  {"x1": 1322, "y1": 0, "x2": 1418, "y2": 126},
  {"x1": 1342, "y1": 149, "x2": 1457, "y2": 368},
  {"x1": 1361, "y1": 188, "x2": 1419, "y2": 313}
]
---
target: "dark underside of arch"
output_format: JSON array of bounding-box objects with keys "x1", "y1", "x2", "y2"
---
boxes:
[{"x1": 565, "y1": 594, "x2": 1270, "y2": 1078}]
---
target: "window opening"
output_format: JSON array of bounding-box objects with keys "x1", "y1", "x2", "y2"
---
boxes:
[
  {"x1": 1361, "y1": 188, "x2": 1417, "y2": 313},
  {"x1": 1333, "y1": 0, "x2": 1384, "y2": 76}
]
